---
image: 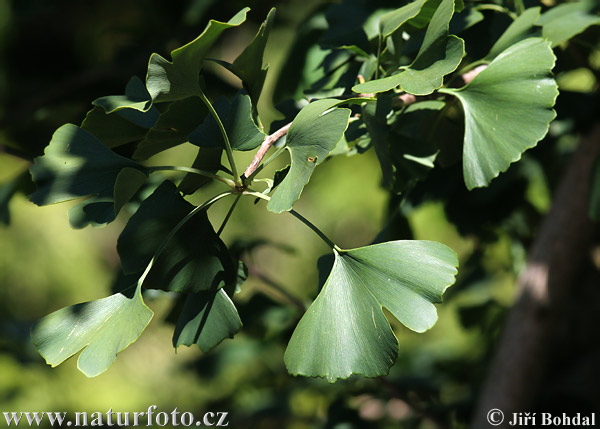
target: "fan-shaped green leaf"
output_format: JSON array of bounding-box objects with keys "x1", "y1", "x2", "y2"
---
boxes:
[
  {"x1": 173, "y1": 289, "x2": 242, "y2": 351},
  {"x1": 379, "y1": 0, "x2": 427, "y2": 38},
  {"x1": 228, "y1": 8, "x2": 276, "y2": 107},
  {"x1": 117, "y1": 181, "x2": 235, "y2": 293},
  {"x1": 113, "y1": 167, "x2": 148, "y2": 215},
  {"x1": 146, "y1": 8, "x2": 249, "y2": 103},
  {"x1": 439, "y1": 38, "x2": 558, "y2": 190},
  {"x1": 29, "y1": 124, "x2": 145, "y2": 206},
  {"x1": 485, "y1": 7, "x2": 541, "y2": 61},
  {"x1": 538, "y1": 0, "x2": 600, "y2": 47},
  {"x1": 133, "y1": 96, "x2": 207, "y2": 160},
  {"x1": 267, "y1": 99, "x2": 351, "y2": 213},
  {"x1": 93, "y1": 76, "x2": 153, "y2": 114},
  {"x1": 31, "y1": 286, "x2": 153, "y2": 377},
  {"x1": 178, "y1": 148, "x2": 223, "y2": 195},
  {"x1": 354, "y1": 0, "x2": 464, "y2": 96},
  {"x1": 284, "y1": 240, "x2": 458, "y2": 382},
  {"x1": 189, "y1": 91, "x2": 264, "y2": 152}
]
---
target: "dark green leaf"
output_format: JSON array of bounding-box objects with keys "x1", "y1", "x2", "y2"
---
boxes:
[
  {"x1": 117, "y1": 181, "x2": 235, "y2": 293},
  {"x1": 285, "y1": 240, "x2": 458, "y2": 382},
  {"x1": 588, "y1": 154, "x2": 600, "y2": 221},
  {"x1": 354, "y1": 0, "x2": 464, "y2": 95},
  {"x1": 189, "y1": 91, "x2": 264, "y2": 151},
  {"x1": 146, "y1": 8, "x2": 249, "y2": 103},
  {"x1": 173, "y1": 288, "x2": 241, "y2": 351},
  {"x1": 178, "y1": 148, "x2": 223, "y2": 195},
  {"x1": 267, "y1": 99, "x2": 351, "y2": 213},
  {"x1": 229, "y1": 8, "x2": 276, "y2": 107},
  {"x1": 31, "y1": 287, "x2": 153, "y2": 377},
  {"x1": 113, "y1": 167, "x2": 148, "y2": 215},
  {"x1": 93, "y1": 76, "x2": 153, "y2": 114},
  {"x1": 81, "y1": 106, "x2": 153, "y2": 149},
  {"x1": 439, "y1": 38, "x2": 558, "y2": 189},
  {"x1": 29, "y1": 124, "x2": 145, "y2": 205},
  {"x1": 133, "y1": 97, "x2": 207, "y2": 160},
  {"x1": 68, "y1": 197, "x2": 115, "y2": 229}
]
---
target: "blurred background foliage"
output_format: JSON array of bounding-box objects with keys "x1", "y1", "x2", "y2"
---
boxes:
[{"x1": 0, "y1": 0, "x2": 599, "y2": 427}]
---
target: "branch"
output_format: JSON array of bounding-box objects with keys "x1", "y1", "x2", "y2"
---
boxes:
[
  {"x1": 471, "y1": 123, "x2": 600, "y2": 427},
  {"x1": 242, "y1": 122, "x2": 291, "y2": 180}
]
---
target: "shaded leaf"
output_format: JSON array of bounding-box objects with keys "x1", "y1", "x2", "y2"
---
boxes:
[
  {"x1": 538, "y1": 0, "x2": 600, "y2": 47},
  {"x1": 68, "y1": 197, "x2": 115, "y2": 229},
  {"x1": 29, "y1": 124, "x2": 144, "y2": 206},
  {"x1": 133, "y1": 97, "x2": 207, "y2": 160},
  {"x1": 267, "y1": 99, "x2": 351, "y2": 213},
  {"x1": 173, "y1": 288, "x2": 241, "y2": 351},
  {"x1": 178, "y1": 147, "x2": 223, "y2": 195},
  {"x1": 485, "y1": 7, "x2": 541, "y2": 61},
  {"x1": 588, "y1": 154, "x2": 600, "y2": 221},
  {"x1": 146, "y1": 8, "x2": 249, "y2": 102},
  {"x1": 189, "y1": 91, "x2": 264, "y2": 152},
  {"x1": 439, "y1": 38, "x2": 558, "y2": 189},
  {"x1": 354, "y1": 0, "x2": 464, "y2": 95},
  {"x1": 285, "y1": 240, "x2": 458, "y2": 382},
  {"x1": 229, "y1": 8, "x2": 276, "y2": 107},
  {"x1": 113, "y1": 167, "x2": 148, "y2": 215},
  {"x1": 117, "y1": 181, "x2": 235, "y2": 293},
  {"x1": 31, "y1": 286, "x2": 153, "y2": 377},
  {"x1": 0, "y1": 170, "x2": 34, "y2": 225},
  {"x1": 93, "y1": 76, "x2": 153, "y2": 114}
]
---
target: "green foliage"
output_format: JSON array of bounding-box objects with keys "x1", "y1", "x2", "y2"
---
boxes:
[
  {"x1": 8, "y1": 0, "x2": 597, "y2": 389},
  {"x1": 285, "y1": 241, "x2": 458, "y2": 382}
]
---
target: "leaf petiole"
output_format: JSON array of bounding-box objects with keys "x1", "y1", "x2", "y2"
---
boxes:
[
  {"x1": 147, "y1": 165, "x2": 236, "y2": 188},
  {"x1": 136, "y1": 191, "x2": 234, "y2": 290},
  {"x1": 244, "y1": 191, "x2": 341, "y2": 251},
  {"x1": 198, "y1": 89, "x2": 243, "y2": 187}
]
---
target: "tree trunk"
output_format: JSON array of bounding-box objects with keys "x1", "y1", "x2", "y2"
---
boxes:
[{"x1": 471, "y1": 124, "x2": 600, "y2": 428}]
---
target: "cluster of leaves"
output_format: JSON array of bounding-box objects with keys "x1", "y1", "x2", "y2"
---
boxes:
[{"x1": 21, "y1": 0, "x2": 600, "y2": 383}]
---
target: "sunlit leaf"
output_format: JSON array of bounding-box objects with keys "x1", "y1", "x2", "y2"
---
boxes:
[
  {"x1": 379, "y1": 0, "x2": 427, "y2": 38},
  {"x1": 538, "y1": 0, "x2": 600, "y2": 47},
  {"x1": 285, "y1": 240, "x2": 458, "y2": 382},
  {"x1": 267, "y1": 99, "x2": 351, "y2": 213},
  {"x1": 31, "y1": 286, "x2": 153, "y2": 377},
  {"x1": 354, "y1": 0, "x2": 464, "y2": 95},
  {"x1": 485, "y1": 7, "x2": 541, "y2": 61},
  {"x1": 29, "y1": 124, "x2": 145, "y2": 206},
  {"x1": 439, "y1": 38, "x2": 558, "y2": 189},
  {"x1": 146, "y1": 8, "x2": 249, "y2": 103}
]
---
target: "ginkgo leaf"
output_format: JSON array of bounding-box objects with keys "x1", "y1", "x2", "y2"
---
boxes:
[
  {"x1": 439, "y1": 38, "x2": 558, "y2": 190},
  {"x1": 284, "y1": 240, "x2": 458, "y2": 382},
  {"x1": 354, "y1": 0, "x2": 464, "y2": 96},
  {"x1": 29, "y1": 124, "x2": 145, "y2": 206},
  {"x1": 146, "y1": 8, "x2": 249, "y2": 103},
  {"x1": 189, "y1": 91, "x2": 264, "y2": 152},
  {"x1": 133, "y1": 96, "x2": 207, "y2": 160},
  {"x1": 93, "y1": 76, "x2": 153, "y2": 114},
  {"x1": 267, "y1": 99, "x2": 351, "y2": 213},
  {"x1": 173, "y1": 288, "x2": 242, "y2": 352},
  {"x1": 379, "y1": 0, "x2": 427, "y2": 38},
  {"x1": 538, "y1": 0, "x2": 600, "y2": 47},
  {"x1": 228, "y1": 8, "x2": 276, "y2": 107},
  {"x1": 117, "y1": 181, "x2": 236, "y2": 294},
  {"x1": 31, "y1": 286, "x2": 153, "y2": 377},
  {"x1": 113, "y1": 167, "x2": 148, "y2": 215},
  {"x1": 485, "y1": 7, "x2": 541, "y2": 61}
]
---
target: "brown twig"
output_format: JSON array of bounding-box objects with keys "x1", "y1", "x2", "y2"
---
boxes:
[{"x1": 242, "y1": 122, "x2": 292, "y2": 180}]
